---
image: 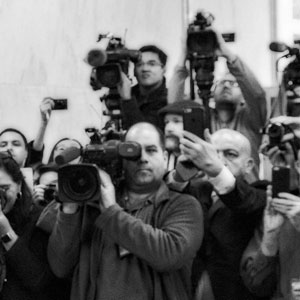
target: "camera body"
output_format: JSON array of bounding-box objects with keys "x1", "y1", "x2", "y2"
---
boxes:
[
  {"x1": 57, "y1": 126, "x2": 141, "y2": 203},
  {"x1": 81, "y1": 139, "x2": 141, "y2": 181},
  {"x1": 88, "y1": 35, "x2": 140, "y2": 89},
  {"x1": 187, "y1": 11, "x2": 217, "y2": 58},
  {"x1": 52, "y1": 98, "x2": 68, "y2": 110},
  {"x1": 87, "y1": 34, "x2": 141, "y2": 120},
  {"x1": 43, "y1": 183, "x2": 58, "y2": 204},
  {"x1": 186, "y1": 11, "x2": 218, "y2": 105},
  {"x1": 265, "y1": 122, "x2": 291, "y2": 148}
]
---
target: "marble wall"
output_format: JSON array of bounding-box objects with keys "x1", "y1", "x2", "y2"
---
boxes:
[{"x1": 0, "y1": 0, "x2": 280, "y2": 161}]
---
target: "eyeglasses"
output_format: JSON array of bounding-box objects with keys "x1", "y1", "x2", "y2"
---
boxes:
[
  {"x1": 135, "y1": 61, "x2": 163, "y2": 68},
  {"x1": 217, "y1": 79, "x2": 239, "y2": 88}
]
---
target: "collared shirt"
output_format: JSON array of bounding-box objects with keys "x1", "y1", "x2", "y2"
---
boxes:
[{"x1": 118, "y1": 181, "x2": 170, "y2": 214}]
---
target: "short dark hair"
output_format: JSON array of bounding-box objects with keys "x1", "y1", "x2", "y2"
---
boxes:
[
  {"x1": 139, "y1": 45, "x2": 167, "y2": 66},
  {"x1": 0, "y1": 128, "x2": 28, "y2": 149}
]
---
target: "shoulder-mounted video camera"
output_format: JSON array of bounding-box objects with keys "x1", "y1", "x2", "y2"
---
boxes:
[
  {"x1": 86, "y1": 33, "x2": 141, "y2": 126},
  {"x1": 87, "y1": 34, "x2": 141, "y2": 89},
  {"x1": 56, "y1": 122, "x2": 141, "y2": 203}
]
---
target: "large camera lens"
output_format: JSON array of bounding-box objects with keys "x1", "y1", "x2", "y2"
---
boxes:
[
  {"x1": 58, "y1": 164, "x2": 101, "y2": 203},
  {"x1": 96, "y1": 63, "x2": 122, "y2": 88},
  {"x1": 266, "y1": 123, "x2": 285, "y2": 146}
]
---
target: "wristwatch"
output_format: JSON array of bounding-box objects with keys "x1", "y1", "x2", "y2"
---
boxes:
[{"x1": 1, "y1": 232, "x2": 13, "y2": 243}]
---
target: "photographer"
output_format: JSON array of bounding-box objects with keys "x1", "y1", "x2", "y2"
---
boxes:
[
  {"x1": 241, "y1": 137, "x2": 300, "y2": 300},
  {"x1": 33, "y1": 163, "x2": 58, "y2": 207},
  {"x1": 48, "y1": 122, "x2": 203, "y2": 300},
  {"x1": 158, "y1": 100, "x2": 204, "y2": 171},
  {"x1": 168, "y1": 27, "x2": 267, "y2": 179},
  {"x1": 0, "y1": 98, "x2": 54, "y2": 168},
  {"x1": 118, "y1": 45, "x2": 168, "y2": 131},
  {"x1": 168, "y1": 129, "x2": 267, "y2": 299},
  {"x1": 0, "y1": 152, "x2": 69, "y2": 300}
]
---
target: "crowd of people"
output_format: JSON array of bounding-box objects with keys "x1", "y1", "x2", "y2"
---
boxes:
[{"x1": 0, "y1": 22, "x2": 300, "y2": 300}]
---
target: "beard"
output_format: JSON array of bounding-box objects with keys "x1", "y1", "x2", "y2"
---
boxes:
[
  {"x1": 215, "y1": 101, "x2": 237, "y2": 111},
  {"x1": 165, "y1": 135, "x2": 180, "y2": 152}
]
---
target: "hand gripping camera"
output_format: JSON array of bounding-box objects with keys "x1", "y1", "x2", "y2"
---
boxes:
[
  {"x1": 86, "y1": 34, "x2": 141, "y2": 117},
  {"x1": 56, "y1": 125, "x2": 141, "y2": 203}
]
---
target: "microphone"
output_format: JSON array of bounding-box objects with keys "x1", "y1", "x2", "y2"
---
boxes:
[
  {"x1": 269, "y1": 42, "x2": 289, "y2": 53},
  {"x1": 55, "y1": 147, "x2": 82, "y2": 165},
  {"x1": 85, "y1": 48, "x2": 107, "y2": 67}
]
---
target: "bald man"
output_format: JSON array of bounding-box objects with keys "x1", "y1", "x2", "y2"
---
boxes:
[
  {"x1": 177, "y1": 128, "x2": 266, "y2": 300},
  {"x1": 48, "y1": 122, "x2": 203, "y2": 300}
]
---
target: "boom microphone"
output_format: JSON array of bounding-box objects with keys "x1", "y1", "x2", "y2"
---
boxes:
[
  {"x1": 86, "y1": 48, "x2": 107, "y2": 67},
  {"x1": 55, "y1": 147, "x2": 82, "y2": 165}
]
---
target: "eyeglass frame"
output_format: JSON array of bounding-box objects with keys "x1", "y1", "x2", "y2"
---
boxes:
[
  {"x1": 135, "y1": 60, "x2": 164, "y2": 69},
  {"x1": 215, "y1": 79, "x2": 239, "y2": 88}
]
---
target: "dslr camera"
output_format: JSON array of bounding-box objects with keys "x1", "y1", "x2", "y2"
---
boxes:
[
  {"x1": 264, "y1": 122, "x2": 299, "y2": 159},
  {"x1": 56, "y1": 125, "x2": 141, "y2": 203},
  {"x1": 265, "y1": 122, "x2": 294, "y2": 148}
]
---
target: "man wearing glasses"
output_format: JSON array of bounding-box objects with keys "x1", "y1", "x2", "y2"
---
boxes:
[
  {"x1": 169, "y1": 29, "x2": 267, "y2": 181},
  {"x1": 118, "y1": 45, "x2": 168, "y2": 131}
]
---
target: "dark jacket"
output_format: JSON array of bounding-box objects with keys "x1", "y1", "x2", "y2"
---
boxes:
[
  {"x1": 187, "y1": 177, "x2": 267, "y2": 300},
  {"x1": 48, "y1": 182, "x2": 203, "y2": 300},
  {"x1": 1, "y1": 205, "x2": 70, "y2": 300},
  {"x1": 120, "y1": 78, "x2": 167, "y2": 130},
  {"x1": 26, "y1": 140, "x2": 44, "y2": 167}
]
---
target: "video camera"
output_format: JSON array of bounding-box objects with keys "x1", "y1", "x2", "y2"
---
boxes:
[
  {"x1": 187, "y1": 11, "x2": 217, "y2": 98},
  {"x1": 56, "y1": 123, "x2": 141, "y2": 203},
  {"x1": 269, "y1": 41, "x2": 300, "y2": 116},
  {"x1": 86, "y1": 34, "x2": 141, "y2": 119},
  {"x1": 186, "y1": 10, "x2": 219, "y2": 131}
]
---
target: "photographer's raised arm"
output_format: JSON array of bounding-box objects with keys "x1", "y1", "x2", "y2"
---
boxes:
[
  {"x1": 47, "y1": 202, "x2": 82, "y2": 278},
  {"x1": 33, "y1": 98, "x2": 54, "y2": 151},
  {"x1": 221, "y1": 33, "x2": 267, "y2": 128},
  {"x1": 167, "y1": 32, "x2": 189, "y2": 104},
  {"x1": 28, "y1": 98, "x2": 54, "y2": 165},
  {"x1": 118, "y1": 72, "x2": 145, "y2": 128}
]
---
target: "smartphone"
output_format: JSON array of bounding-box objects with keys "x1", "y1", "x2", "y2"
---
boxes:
[
  {"x1": 52, "y1": 98, "x2": 68, "y2": 110},
  {"x1": 272, "y1": 166, "x2": 290, "y2": 197},
  {"x1": 183, "y1": 107, "x2": 205, "y2": 139}
]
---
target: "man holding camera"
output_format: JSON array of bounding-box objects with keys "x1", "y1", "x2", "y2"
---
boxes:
[
  {"x1": 169, "y1": 28, "x2": 267, "y2": 180},
  {"x1": 168, "y1": 128, "x2": 266, "y2": 299},
  {"x1": 48, "y1": 122, "x2": 203, "y2": 300},
  {"x1": 118, "y1": 45, "x2": 168, "y2": 131},
  {"x1": 240, "y1": 137, "x2": 300, "y2": 300}
]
